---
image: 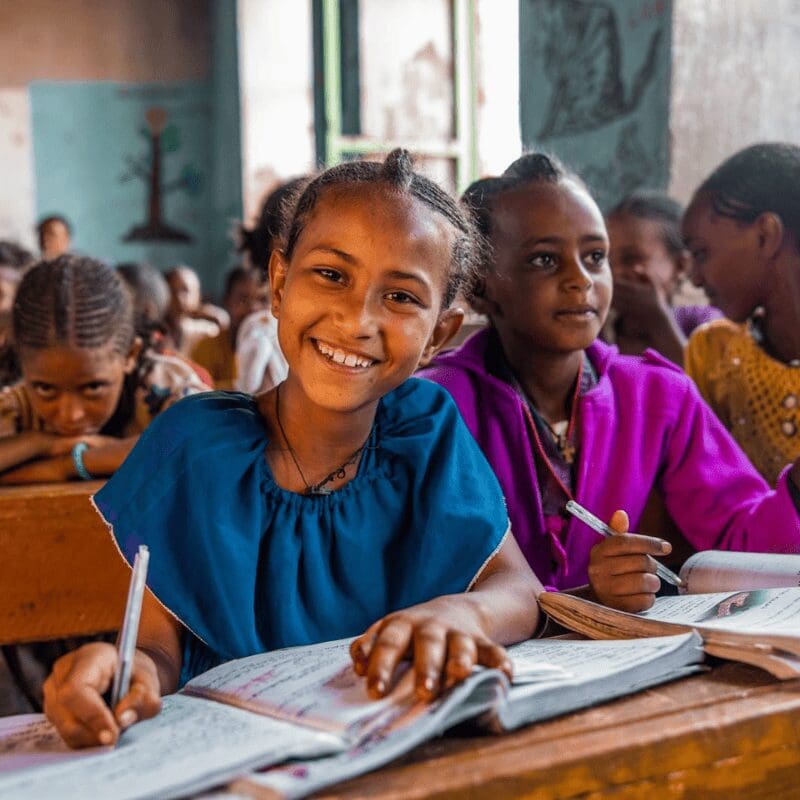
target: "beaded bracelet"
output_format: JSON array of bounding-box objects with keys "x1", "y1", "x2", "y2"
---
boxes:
[{"x1": 71, "y1": 441, "x2": 93, "y2": 480}]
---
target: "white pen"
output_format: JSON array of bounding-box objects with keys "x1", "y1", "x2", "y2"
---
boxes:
[
  {"x1": 110, "y1": 544, "x2": 150, "y2": 710},
  {"x1": 565, "y1": 500, "x2": 683, "y2": 588}
]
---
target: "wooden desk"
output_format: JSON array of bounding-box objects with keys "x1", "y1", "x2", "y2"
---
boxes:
[
  {"x1": 315, "y1": 663, "x2": 800, "y2": 799},
  {"x1": 0, "y1": 481, "x2": 129, "y2": 644}
]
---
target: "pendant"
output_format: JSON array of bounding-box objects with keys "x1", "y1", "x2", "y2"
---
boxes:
[
  {"x1": 557, "y1": 435, "x2": 576, "y2": 465},
  {"x1": 306, "y1": 486, "x2": 332, "y2": 496}
]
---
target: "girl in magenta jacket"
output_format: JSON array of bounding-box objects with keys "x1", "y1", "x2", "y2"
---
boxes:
[{"x1": 421, "y1": 154, "x2": 800, "y2": 612}]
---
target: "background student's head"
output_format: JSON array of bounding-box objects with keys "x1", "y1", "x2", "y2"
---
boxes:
[
  {"x1": 222, "y1": 266, "x2": 271, "y2": 340},
  {"x1": 606, "y1": 192, "x2": 690, "y2": 304},
  {"x1": 682, "y1": 142, "x2": 800, "y2": 322},
  {"x1": 13, "y1": 255, "x2": 140, "y2": 436},
  {"x1": 462, "y1": 153, "x2": 612, "y2": 358},
  {"x1": 37, "y1": 215, "x2": 72, "y2": 260},
  {"x1": 165, "y1": 264, "x2": 202, "y2": 318}
]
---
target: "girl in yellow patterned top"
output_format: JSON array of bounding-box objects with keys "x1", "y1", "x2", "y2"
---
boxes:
[
  {"x1": 0, "y1": 255, "x2": 211, "y2": 484},
  {"x1": 683, "y1": 143, "x2": 800, "y2": 486}
]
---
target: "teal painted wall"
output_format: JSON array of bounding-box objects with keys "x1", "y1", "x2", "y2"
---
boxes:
[
  {"x1": 31, "y1": 80, "x2": 213, "y2": 274},
  {"x1": 209, "y1": 0, "x2": 243, "y2": 296},
  {"x1": 520, "y1": 0, "x2": 672, "y2": 209},
  {"x1": 28, "y1": 0, "x2": 241, "y2": 298}
]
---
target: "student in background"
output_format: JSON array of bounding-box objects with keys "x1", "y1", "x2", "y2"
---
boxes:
[
  {"x1": 116, "y1": 262, "x2": 171, "y2": 334},
  {"x1": 37, "y1": 215, "x2": 72, "y2": 260},
  {"x1": 0, "y1": 241, "x2": 34, "y2": 387},
  {"x1": 190, "y1": 266, "x2": 271, "y2": 390},
  {"x1": 0, "y1": 256, "x2": 210, "y2": 484},
  {"x1": 164, "y1": 265, "x2": 229, "y2": 356},
  {"x1": 43, "y1": 150, "x2": 540, "y2": 748},
  {"x1": 233, "y1": 178, "x2": 307, "y2": 394},
  {"x1": 422, "y1": 153, "x2": 800, "y2": 614},
  {"x1": 683, "y1": 143, "x2": 800, "y2": 487},
  {"x1": 603, "y1": 192, "x2": 722, "y2": 365}
]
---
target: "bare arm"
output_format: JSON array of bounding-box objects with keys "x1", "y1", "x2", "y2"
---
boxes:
[
  {"x1": 0, "y1": 431, "x2": 51, "y2": 473},
  {"x1": 43, "y1": 589, "x2": 182, "y2": 748}
]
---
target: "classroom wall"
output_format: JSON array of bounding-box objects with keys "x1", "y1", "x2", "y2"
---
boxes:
[
  {"x1": 669, "y1": 0, "x2": 800, "y2": 203},
  {"x1": 519, "y1": 0, "x2": 672, "y2": 210},
  {"x1": 0, "y1": 0, "x2": 241, "y2": 296}
]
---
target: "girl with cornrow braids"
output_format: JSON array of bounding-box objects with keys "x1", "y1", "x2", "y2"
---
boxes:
[
  {"x1": 0, "y1": 255, "x2": 211, "y2": 483},
  {"x1": 422, "y1": 152, "x2": 800, "y2": 614},
  {"x1": 44, "y1": 149, "x2": 540, "y2": 748},
  {"x1": 683, "y1": 143, "x2": 800, "y2": 486}
]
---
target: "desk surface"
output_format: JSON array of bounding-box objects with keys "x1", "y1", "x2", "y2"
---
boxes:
[{"x1": 314, "y1": 662, "x2": 800, "y2": 800}]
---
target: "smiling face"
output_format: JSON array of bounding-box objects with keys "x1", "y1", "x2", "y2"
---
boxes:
[
  {"x1": 270, "y1": 184, "x2": 459, "y2": 413},
  {"x1": 681, "y1": 192, "x2": 765, "y2": 322},
  {"x1": 20, "y1": 342, "x2": 137, "y2": 435},
  {"x1": 479, "y1": 180, "x2": 612, "y2": 359},
  {"x1": 607, "y1": 213, "x2": 684, "y2": 302}
]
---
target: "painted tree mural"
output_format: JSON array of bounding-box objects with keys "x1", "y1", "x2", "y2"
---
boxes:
[{"x1": 121, "y1": 106, "x2": 203, "y2": 243}]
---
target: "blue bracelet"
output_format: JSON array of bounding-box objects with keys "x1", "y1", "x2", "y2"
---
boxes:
[{"x1": 71, "y1": 441, "x2": 93, "y2": 480}]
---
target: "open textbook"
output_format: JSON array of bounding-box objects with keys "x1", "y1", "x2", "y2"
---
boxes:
[
  {"x1": 0, "y1": 633, "x2": 703, "y2": 800},
  {"x1": 540, "y1": 551, "x2": 800, "y2": 680}
]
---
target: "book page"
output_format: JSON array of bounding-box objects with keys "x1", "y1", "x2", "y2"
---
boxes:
[
  {"x1": 679, "y1": 551, "x2": 800, "y2": 594},
  {"x1": 0, "y1": 715, "x2": 104, "y2": 773},
  {"x1": 184, "y1": 637, "x2": 422, "y2": 740},
  {"x1": 0, "y1": 694, "x2": 340, "y2": 800}
]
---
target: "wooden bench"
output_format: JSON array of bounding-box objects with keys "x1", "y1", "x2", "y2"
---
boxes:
[
  {"x1": 313, "y1": 662, "x2": 800, "y2": 799},
  {"x1": 0, "y1": 481, "x2": 129, "y2": 645}
]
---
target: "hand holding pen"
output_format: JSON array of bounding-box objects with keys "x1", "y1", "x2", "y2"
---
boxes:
[
  {"x1": 566, "y1": 500, "x2": 683, "y2": 614},
  {"x1": 43, "y1": 545, "x2": 163, "y2": 749}
]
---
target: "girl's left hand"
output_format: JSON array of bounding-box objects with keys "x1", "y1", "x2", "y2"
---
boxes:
[{"x1": 350, "y1": 598, "x2": 512, "y2": 701}]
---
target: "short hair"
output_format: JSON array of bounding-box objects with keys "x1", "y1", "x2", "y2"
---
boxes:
[
  {"x1": 461, "y1": 152, "x2": 584, "y2": 300},
  {"x1": 608, "y1": 192, "x2": 686, "y2": 256},
  {"x1": 116, "y1": 262, "x2": 170, "y2": 322},
  {"x1": 13, "y1": 255, "x2": 134, "y2": 355},
  {"x1": 282, "y1": 149, "x2": 481, "y2": 308},
  {"x1": 238, "y1": 177, "x2": 309, "y2": 274},
  {"x1": 0, "y1": 240, "x2": 34, "y2": 269},
  {"x1": 696, "y1": 143, "x2": 800, "y2": 245},
  {"x1": 36, "y1": 215, "x2": 72, "y2": 236}
]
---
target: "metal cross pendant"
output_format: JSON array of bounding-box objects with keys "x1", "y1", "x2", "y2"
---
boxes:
[{"x1": 557, "y1": 435, "x2": 576, "y2": 465}]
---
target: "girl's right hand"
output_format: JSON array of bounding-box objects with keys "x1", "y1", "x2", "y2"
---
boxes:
[
  {"x1": 587, "y1": 510, "x2": 672, "y2": 613},
  {"x1": 43, "y1": 642, "x2": 162, "y2": 748}
]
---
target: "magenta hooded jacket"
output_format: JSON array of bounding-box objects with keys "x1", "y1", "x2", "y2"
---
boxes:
[{"x1": 420, "y1": 329, "x2": 800, "y2": 589}]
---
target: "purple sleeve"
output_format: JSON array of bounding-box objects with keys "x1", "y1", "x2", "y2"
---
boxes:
[
  {"x1": 672, "y1": 305, "x2": 723, "y2": 337},
  {"x1": 658, "y1": 377, "x2": 800, "y2": 553}
]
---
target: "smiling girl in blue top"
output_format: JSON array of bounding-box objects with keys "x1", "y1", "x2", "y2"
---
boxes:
[{"x1": 43, "y1": 149, "x2": 541, "y2": 748}]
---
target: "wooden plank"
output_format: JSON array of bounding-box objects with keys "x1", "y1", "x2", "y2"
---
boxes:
[
  {"x1": 313, "y1": 665, "x2": 800, "y2": 799},
  {"x1": 0, "y1": 481, "x2": 129, "y2": 643}
]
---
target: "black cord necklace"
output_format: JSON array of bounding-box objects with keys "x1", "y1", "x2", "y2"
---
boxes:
[{"x1": 274, "y1": 385, "x2": 370, "y2": 496}]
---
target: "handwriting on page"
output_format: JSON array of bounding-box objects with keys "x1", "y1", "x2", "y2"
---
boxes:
[{"x1": 0, "y1": 695, "x2": 339, "y2": 800}]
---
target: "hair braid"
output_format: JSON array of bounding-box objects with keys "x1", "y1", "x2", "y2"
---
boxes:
[
  {"x1": 281, "y1": 148, "x2": 481, "y2": 307},
  {"x1": 13, "y1": 255, "x2": 135, "y2": 355}
]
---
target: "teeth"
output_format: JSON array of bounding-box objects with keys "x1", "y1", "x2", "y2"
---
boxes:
[{"x1": 315, "y1": 340, "x2": 374, "y2": 369}]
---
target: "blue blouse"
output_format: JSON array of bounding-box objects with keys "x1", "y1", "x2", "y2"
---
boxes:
[{"x1": 94, "y1": 378, "x2": 509, "y2": 685}]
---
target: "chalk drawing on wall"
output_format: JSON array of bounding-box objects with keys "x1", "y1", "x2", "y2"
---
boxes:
[
  {"x1": 537, "y1": 0, "x2": 662, "y2": 140},
  {"x1": 121, "y1": 107, "x2": 203, "y2": 243},
  {"x1": 581, "y1": 122, "x2": 658, "y2": 199}
]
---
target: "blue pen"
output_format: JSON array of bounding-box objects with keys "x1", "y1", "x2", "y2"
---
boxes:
[{"x1": 565, "y1": 500, "x2": 683, "y2": 588}]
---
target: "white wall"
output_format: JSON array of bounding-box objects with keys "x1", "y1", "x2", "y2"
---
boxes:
[
  {"x1": 0, "y1": 89, "x2": 36, "y2": 248},
  {"x1": 237, "y1": 0, "x2": 317, "y2": 221},
  {"x1": 670, "y1": 0, "x2": 800, "y2": 203}
]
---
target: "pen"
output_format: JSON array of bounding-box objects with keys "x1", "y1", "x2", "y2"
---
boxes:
[
  {"x1": 110, "y1": 544, "x2": 150, "y2": 710},
  {"x1": 565, "y1": 500, "x2": 683, "y2": 588}
]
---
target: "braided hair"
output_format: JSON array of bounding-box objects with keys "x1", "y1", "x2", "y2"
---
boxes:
[
  {"x1": 697, "y1": 143, "x2": 800, "y2": 246},
  {"x1": 238, "y1": 176, "x2": 309, "y2": 275},
  {"x1": 13, "y1": 256, "x2": 139, "y2": 435},
  {"x1": 282, "y1": 149, "x2": 481, "y2": 308},
  {"x1": 461, "y1": 153, "x2": 585, "y2": 300},
  {"x1": 607, "y1": 192, "x2": 685, "y2": 257}
]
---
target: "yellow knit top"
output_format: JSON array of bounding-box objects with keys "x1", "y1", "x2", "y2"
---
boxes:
[{"x1": 685, "y1": 318, "x2": 800, "y2": 486}]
